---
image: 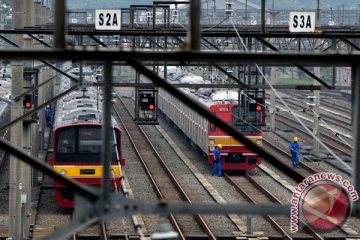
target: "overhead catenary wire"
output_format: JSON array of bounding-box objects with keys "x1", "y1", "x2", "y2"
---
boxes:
[
  {"x1": 229, "y1": 18, "x2": 352, "y2": 172},
  {"x1": 309, "y1": 108, "x2": 352, "y2": 148}
]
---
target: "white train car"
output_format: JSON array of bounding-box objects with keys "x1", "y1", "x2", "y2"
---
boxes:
[{"x1": 159, "y1": 88, "x2": 211, "y2": 154}]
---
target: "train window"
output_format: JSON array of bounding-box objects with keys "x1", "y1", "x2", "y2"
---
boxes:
[
  {"x1": 79, "y1": 127, "x2": 101, "y2": 153},
  {"x1": 78, "y1": 114, "x2": 97, "y2": 121},
  {"x1": 232, "y1": 106, "x2": 260, "y2": 132},
  {"x1": 57, "y1": 128, "x2": 76, "y2": 153}
]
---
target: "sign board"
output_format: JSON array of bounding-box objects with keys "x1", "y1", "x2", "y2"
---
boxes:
[
  {"x1": 289, "y1": 12, "x2": 315, "y2": 32},
  {"x1": 95, "y1": 9, "x2": 121, "y2": 30}
]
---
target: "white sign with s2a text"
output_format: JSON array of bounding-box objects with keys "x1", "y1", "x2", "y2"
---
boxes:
[
  {"x1": 95, "y1": 9, "x2": 121, "y2": 30},
  {"x1": 289, "y1": 12, "x2": 315, "y2": 32}
]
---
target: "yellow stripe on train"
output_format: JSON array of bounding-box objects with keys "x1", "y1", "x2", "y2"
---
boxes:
[
  {"x1": 53, "y1": 165, "x2": 122, "y2": 178},
  {"x1": 208, "y1": 136, "x2": 262, "y2": 146}
]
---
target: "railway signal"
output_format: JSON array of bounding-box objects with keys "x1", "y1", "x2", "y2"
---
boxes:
[
  {"x1": 140, "y1": 94, "x2": 156, "y2": 111},
  {"x1": 136, "y1": 89, "x2": 159, "y2": 124},
  {"x1": 256, "y1": 105, "x2": 262, "y2": 111},
  {"x1": 23, "y1": 94, "x2": 32, "y2": 109}
]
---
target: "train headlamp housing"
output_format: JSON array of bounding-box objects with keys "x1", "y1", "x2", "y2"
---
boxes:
[
  {"x1": 60, "y1": 169, "x2": 67, "y2": 175},
  {"x1": 209, "y1": 139, "x2": 215, "y2": 145},
  {"x1": 255, "y1": 139, "x2": 262, "y2": 146}
]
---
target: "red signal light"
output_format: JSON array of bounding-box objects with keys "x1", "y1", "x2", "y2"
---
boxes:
[
  {"x1": 23, "y1": 94, "x2": 32, "y2": 109},
  {"x1": 149, "y1": 104, "x2": 155, "y2": 110},
  {"x1": 256, "y1": 105, "x2": 262, "y2": 111}
]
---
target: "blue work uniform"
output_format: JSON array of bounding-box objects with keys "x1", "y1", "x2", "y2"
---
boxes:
[
  {"x1": 211, "y1": 147, "x2": 222, "y2": 176},
  {"x1": 289, "y1": 142, "x2": 300, "y2": 168},
  {"x1": 44, "y1": 107, "x2": 53, "y2": 127}
]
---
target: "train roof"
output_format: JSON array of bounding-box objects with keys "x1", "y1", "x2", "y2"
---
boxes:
[
  {"x1": 179, "y1": 88, "x2": 240, "y2": 108},
  {"x1": 61, "y1": 98, "x2": 102, "y2": 110}
]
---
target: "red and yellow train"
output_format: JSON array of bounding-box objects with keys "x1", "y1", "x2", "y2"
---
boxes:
[
  {"x1": 159, "y1": 89, "x2": 263, "y2": 171},
  {"x1": 50, "y1": 69, "x2": 124, "y2": 208}
]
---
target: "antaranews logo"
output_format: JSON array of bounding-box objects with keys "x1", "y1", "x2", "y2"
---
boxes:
[{"x1": 290, "y1": 172, "x2": 359, "y2": 233}]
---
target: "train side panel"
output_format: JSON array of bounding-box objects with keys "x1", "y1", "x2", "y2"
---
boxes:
[{"x1": 159, "y1": 88, "x2": 208, "y2": 154}]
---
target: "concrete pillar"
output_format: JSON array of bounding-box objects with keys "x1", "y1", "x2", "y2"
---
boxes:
[{"x1": 9, "y1": 0, "x2": 25, "y2": 238}]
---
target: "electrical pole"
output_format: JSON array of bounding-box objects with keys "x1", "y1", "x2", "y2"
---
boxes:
[
  {"x1": 312, "y1": 67, "x2": 321, "y2": 153},
  {"x1": 9, "y1": 0, "x2": 27, "y2": 239},
  {"x1": 270, "y1": 67, "x2": 277, "y2": 131}
]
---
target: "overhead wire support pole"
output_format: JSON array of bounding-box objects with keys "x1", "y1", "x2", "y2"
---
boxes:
[{"x1": 9, "y1": 0, "x2": 25, "y2": 237}]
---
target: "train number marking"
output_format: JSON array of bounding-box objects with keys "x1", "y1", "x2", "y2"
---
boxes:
[
  {"x1": 95, "y1": 9, "x2": 121, "y2": 30},
  {"x1": 289, "y1": 12, "x2": 315, "y2": 32}
]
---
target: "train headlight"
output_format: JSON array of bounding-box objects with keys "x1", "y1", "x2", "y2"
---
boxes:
[
  {"x1": 209, "y1": 139, "x2": 215, "y2": 145},
  {"x1": 255, "y1": 139, "x2": 262, "y2": 146},
  {"x1": 60, "y1": 169, "x2": 67, "y2": 175},
  {"x1": 111, "y1": 169, "x2": 115, "y2": 176}
]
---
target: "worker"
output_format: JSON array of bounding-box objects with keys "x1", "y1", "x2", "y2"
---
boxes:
[
  {"x1": 211, "y1": 144, "x2": 222, "y2": 176},
  {"x1": 289, "y1": 136, "x2": 300, "y2": 168},
  {"x1": 44, "y1": 105, "x2": 53, "y2": 127}
]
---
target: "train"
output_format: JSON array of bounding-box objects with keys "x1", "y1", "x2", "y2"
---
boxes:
[
  {"x1": 50, "y1": 65, "x2": 125, "y2": 208},
  {"x1": 158, "y1": 80, "x2": 263, "y2": 171}
]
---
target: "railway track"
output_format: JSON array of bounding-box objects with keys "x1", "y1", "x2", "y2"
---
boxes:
[
  {"x1": 113, "y1": 96, "x2": 215, "y2": 239},
  {"x1": 275, "y1": 113, "x2": 352, "y2": 160},
  {"x1": 224, "y1": 173, "x2": 323, "y2": 239},
  {"x1": 261, "y1": 135, "x2": 359, "y2": 237},
  {"x1": 265, "y1": 92, "x2": 352, "y2": 134}
]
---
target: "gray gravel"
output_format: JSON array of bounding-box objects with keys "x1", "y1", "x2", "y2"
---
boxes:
[
  {"x1": 156, "y1": 115, "x2": 281, "y2": 237},
  {"x1": 118, "y1": 110, "x2": 161, "y2": 234},
  {"x1": 0, "y1": 154, "x2": 9, "y2": 231}
]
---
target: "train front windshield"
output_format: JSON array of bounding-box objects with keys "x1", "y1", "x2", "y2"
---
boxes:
[
  {"x1": 55, "y1": 126, "x2": 119, "y2": 163},
  {"x1": 232, "y1": 105, "x2": 261, "y2": 132}
]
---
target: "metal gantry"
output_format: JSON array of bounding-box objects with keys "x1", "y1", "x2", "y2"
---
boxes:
[{"x1": 1, "y1": 0, "x2": 360, "y2": 238}]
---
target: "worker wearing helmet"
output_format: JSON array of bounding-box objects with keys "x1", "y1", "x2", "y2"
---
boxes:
[
  {"x1": 289, "y1": 137, "x2": 300, "y2": 168},
  {"x1": 212, "y1": 144, "x2": 222, "y2": 176}
]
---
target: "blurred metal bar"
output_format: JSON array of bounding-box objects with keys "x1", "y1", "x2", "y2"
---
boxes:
[
  {"x1": 188, "y1": 0, "x2": 201, "y2": 50},
  {"x1": 0, "y1": 137, "x2": 98, "y2": 202},
  {"x1": 0, "y1": 86, "x2": 77, "y2": 132},
  {"x1": 101, "y1": 61, "x2": 113, "y2": 211},
  {"x1": 0, "y1": 35, "x2": 78, "y2": 82},
  {"x1": 352, "y1": 65, "x2": 360, "y2": 216},
  {"x1": 261, "y1": 0, "x2": 265, "y2": 33},
  {"x1": 0, "y1": 48, "x2": 358, "y2": 66},
  {"x1": 54, "y1": 0, "x2": 66, "y2": 48}
]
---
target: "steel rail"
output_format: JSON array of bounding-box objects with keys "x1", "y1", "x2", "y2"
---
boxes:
[
  {"x1": 112, "y1": 100, "x2": 186, "y2": 240},
  {"x1": 114, "y1": 96, "x2": 216, "y2": 239},
  {"x1": 223, "y1": 174, "x2": 292, "y2": 240},
  {"x1": 245, "y1": 174, "x2": 324, "y2": 240},
  {"x1": 276, "y1": 115, "x2": 352, "y2": 159}
]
